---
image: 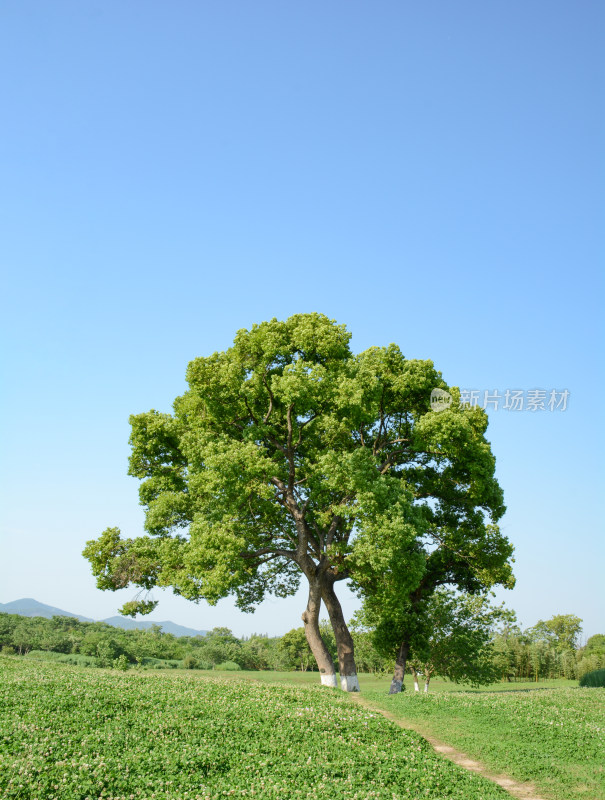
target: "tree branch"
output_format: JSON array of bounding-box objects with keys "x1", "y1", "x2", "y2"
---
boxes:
[
  {"x1": 262, "y1": 373, "x2": 275, "y2": 424},
  {"x1": 326, "y1": 515, "x2": 342, "y2": 548},
  {"x1": 241, "y1": 547, "x2": 297, "y2": 561},
  {"x1": 242, "y1": 395, "x2": 258, "y2": 424},
  {"x1": 286, "y1": 403, "x2": 295, "y2": 492},
  {"x1": 374, "y1": 437, "x2": 411, "y2": 454}
]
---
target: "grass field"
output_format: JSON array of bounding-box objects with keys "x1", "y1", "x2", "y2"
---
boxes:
[
  {"x1": 0, "y1": 656, "x2": 510, "y2": 800},
  {"x1": 364, "y1": 686, "x2": 605, "y2": 800},
  {"x1": 207, "y1": 669, "x2": 604, "y2": 800}
]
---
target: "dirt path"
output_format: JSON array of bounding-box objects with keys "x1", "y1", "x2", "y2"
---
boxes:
[{"x1": 350, "y1": 694, "x2": 550, "y2": 800}]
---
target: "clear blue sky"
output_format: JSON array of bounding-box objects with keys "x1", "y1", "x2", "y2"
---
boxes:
[{"x1": 1, "y1": 1, "x2": 603, "y2": 640}]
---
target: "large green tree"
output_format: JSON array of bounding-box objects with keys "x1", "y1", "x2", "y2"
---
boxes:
[{"x1": 83, "y1": 313, "x2": 510, "y2": 691}]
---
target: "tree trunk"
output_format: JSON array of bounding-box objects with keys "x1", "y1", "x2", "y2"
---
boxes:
[
  {"x1": 301, "y1": 580, "x2": 337, "y2": 687},
  {"x1": 411, "y1": 666, "x2": 420, "y2": 692},
  {"x1": 321, "y1": 579, "x2": 360, "y2": 691},
  {"x1": 389, "y1": 640, "x2": 409, "y2": 694},
  {"x1": 423, "y1": 665, "x2": 435, "y2": 692}
]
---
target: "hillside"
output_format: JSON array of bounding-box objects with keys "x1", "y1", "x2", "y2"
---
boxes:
[{"x1": 0, "y1": 598, "x2": 207, "y2": 637}]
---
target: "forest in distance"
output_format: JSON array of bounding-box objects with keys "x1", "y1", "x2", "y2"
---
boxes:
[{"x1": 2, "y1": 607, "x2": 603, "y2": 686}]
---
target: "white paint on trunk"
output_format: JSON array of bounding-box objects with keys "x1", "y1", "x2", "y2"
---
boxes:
[
  {"x1": 320, "y1": 673, "x2": 338, "y2": 688},
  {"x1": 414, "y1": 678, "x2": 419, "y2": 692},
  {"x1": 424, "y1": 682, "x2": 429, "y2": 693},
  {"x1": 340, "y1": 674, "x2": 360, "y2": 692}
]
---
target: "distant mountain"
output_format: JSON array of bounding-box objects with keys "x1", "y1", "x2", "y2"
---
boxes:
[
  {"x1": 0, "y1": 598, "x2": 93, "y2": 622},
  {"x1": 0, "y1": 599, "x2": 207, "y2": 638}
]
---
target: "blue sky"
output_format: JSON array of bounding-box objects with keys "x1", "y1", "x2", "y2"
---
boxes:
[{"x1": 1, "y1": 1, "x2": 603, "y2": 640}]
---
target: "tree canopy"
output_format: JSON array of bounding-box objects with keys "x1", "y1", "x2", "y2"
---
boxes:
[{"x1": 528, "y1": 614, "x2": 583, "y2": 652}]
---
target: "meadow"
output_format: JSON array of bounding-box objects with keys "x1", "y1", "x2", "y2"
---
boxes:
[
  {"x1": 365, "y1": 686, "x2": 605, "y2": 800},
  {"x1": 2, "y1": 657, "x2": 603, "y2": 800},
  {"x1": 0, "y1": 656, "x2": 510, "y2": 800},
  {"x1": 200, "y1": 670, "x2": 605, "y2": 800}
]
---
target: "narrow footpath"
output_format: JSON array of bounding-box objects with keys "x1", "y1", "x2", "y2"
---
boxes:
[{"x1": 350, "y1": 694, "x2": 550, "y2": 800}]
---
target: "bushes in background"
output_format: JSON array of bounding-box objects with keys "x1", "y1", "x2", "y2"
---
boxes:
[{"x1": 579, "y1": 668, "x2": 605, "y2": 688}]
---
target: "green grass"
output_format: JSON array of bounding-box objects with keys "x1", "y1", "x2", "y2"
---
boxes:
[
  {"x1": 364, "y1": 686, "x2": 605, "y2": 800},
  {"x1": 211, "y1": 669, "x2": 575, "y2": 694},
  {"x1": 0, "y1": 655, "x2": 510, "y2": 800},
  {"x1": 24, "y1": 650, "x2": 99, "y2": 667},
  {"x1": 201, "y1": 670, "x2": 602, "y2": 799}
]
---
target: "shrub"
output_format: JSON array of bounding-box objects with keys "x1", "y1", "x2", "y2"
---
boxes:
[
  {"x1": 96, "y1": 639, "x2": 123, "y2": 668},
  {"x1": 216, "y1": 660, "x2": 241, "y2": 671},
  {"x1": 1, "y1": 646, "x2": 15, "y2": 655},
  {"x1": 579, "y1": 668, "x2": 605, "y2": 688},
  {"x1": 113, "y1": 654, "x2": 129, "y2": 671}
]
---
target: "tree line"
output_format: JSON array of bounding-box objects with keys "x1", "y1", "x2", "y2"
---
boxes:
[
  {"x1": 2, "y1": 609, "x2": 602, "y2": 685},
  {"x1": 492, "y1": 616, "x2": 605, "y2": 682}
]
